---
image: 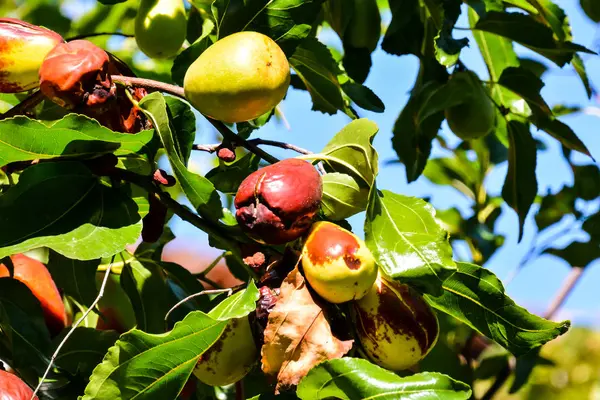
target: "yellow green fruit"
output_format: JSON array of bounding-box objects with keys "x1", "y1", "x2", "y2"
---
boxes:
[
  {"x1": 301, "y1": 221, "x2": 378, "y2": 304},
  {"x1": 193, "y1": 316, "x2": 257, "y2": 386},
  {"x1": 444, "y1": 71, "x2": 496, "y2": 140},
  {"x1": 135, "y1": 0, "x2": 187, "y2": 59},
  {"x1": 0, "y1": 18, "x2": 63, "y2": 93},
  {"x1": 183, "y1": 31, "x2": 291, "y2": 123},
  {"x1": 345, "y1": 0, "x2": 381, "y2": 51},
  {"x1": 353, "y1": 275, "x2": 439, "y2": 371}
]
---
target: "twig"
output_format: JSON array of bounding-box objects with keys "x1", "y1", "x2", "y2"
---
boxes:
[
  {"x1": 248, "y1": 138, "x2": 312, "y2": 156},
  {"x1": 192, "y1": 143, "x2": 221, "y2": 153},
  {"x1": 480, "y1": 266, "x2": 586, "y2": 400},
  {"x1": 235, "y1": 380, "x2": 245, "y2": 400},
  {"x1": 31, "y1": 257, "x2": 116, "y2": 400},
  {"x1": 164, "y1": 288, "x2": 233, "y2": 323},
  {"x1": 195, "y1": 252, "x2": 230, "y2": 278},
  {"x1": 209, "y1": 120, "x2": 280, "y2": 164},
  {"x1": 66, "y1": 32, "x2": 134, "y2": 41},
  {"x1": 0, "y1": 91, "x2": 45, "y2": 120}
]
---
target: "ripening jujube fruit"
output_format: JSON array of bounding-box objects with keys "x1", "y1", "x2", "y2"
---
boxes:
[
  {"x1": 193, "y1": 316, "x2": 258, "y2": 386},
  {"x1": 301, "y1": 221, "x2": 378, "y2": 304},
  {"x1": 135, "y1": 0, "x2": 187, "y2": 59},
  {"x1": 444, "y1": 71, "x2": 496, "y2": 140},
  {"x1": 352, "y1": 275, "x2": 439, "y2": 371},
  {"x1": 0, "y1": 369, "x2": 38, "y2": 400},
  {"x1": 184, "y1": 31, "x2": 291, "y2": 123},
  {"x1": 0, "y1": 253, "x2": 67, "y2": 336},
  {"x1": 234, "y1": 158, "x2": 323, "y2": 245}
]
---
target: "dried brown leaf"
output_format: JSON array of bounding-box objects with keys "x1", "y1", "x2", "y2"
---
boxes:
[{"x1": 261, "y1": 267, "x2": 353, "y2": 392}]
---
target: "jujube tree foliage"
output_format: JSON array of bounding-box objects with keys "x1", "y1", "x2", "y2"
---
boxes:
[{"x1": 0, "y1": 0, "x2": 598, "y2": 399}]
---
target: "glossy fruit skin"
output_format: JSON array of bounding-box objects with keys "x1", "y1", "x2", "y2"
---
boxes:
[
  {"x1": 135, "y1": 0, "x2": 187, "y2": 59},
  {"x1": 184, "y1": 31, "x2": 291, "y2": 123},
  {"x1": 345, "y1": 0, "x2": 381, "y2": 52},
  {"x1": 352, "y1": 275, "x2": 439, "y2": 371},
  {"x1": 0, "y1": 369, "x2": 38, "y2": 400},
  {"x1": 0, "y1": 254, "x2": 67, "y2": 336},
  {"x1": 581, "y1": 0, "x2": 600, "y2": 22},
  {"x1": 301, "y1": 221, "x2": 378, "y2": 304},
  {"x1": 193, "y1": 316, "x2": 257, "y2": 386},
  {"x1": 444, "y1": 71, "x2": 496, "y2": 140},
  {"x1": 39, "y1": 40, "x2": 116, "y2": 110},
  {"x1": 234, "y1": 158, "x2": 322, "y2": 245},
  {"x1": 0, "y1": 18, "x2": 63, "y2": 93}
]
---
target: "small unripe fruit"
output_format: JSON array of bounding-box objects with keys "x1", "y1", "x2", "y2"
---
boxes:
[
  {"x1": 352, "y1": 275, "x2": 439, "y2": 371},
  {"x1": 184, "y1": 31, "x2": 291, "y2": 123},
  {"x1": 0, "y1": 253, "x2": 67, "y2": 336},
  {"x1": 0, "y1": 369, "x2": 38, "y2": 399},
  {"x1": 234, "y1": 158, "x2": 322, "y2": 245},
  {"x1": 135, "y1": 0, "x2": 187, "y2": 59},
  {"x1": 193, "y1": 317, "x2": 257, "y2": 386},
  {"x1": 0, "y1": 18, "x2": 63, "y2": 93},
  {"x1": 444, "y1": 71, "x2": 496, "y2": 140},
  {"x1": 301, "y1": 222, "x2": 377, "y2": 304}
]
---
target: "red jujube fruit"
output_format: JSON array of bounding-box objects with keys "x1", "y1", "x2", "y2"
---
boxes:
[{"x1": 0, "y1": 369, "x2": 38, "y2": 400}]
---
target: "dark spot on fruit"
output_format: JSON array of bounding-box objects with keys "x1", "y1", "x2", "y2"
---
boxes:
[
  {"x1": 343, "y1": 254, "x2": 361, "y2": 270},
  {"x1": 398, "y1": 283, "x2": 439, "y2": 348},
  {"x1": 306, "y1": 223, "x2": 360, "y2": 266}
]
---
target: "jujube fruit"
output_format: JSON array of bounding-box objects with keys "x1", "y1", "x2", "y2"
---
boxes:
[
  {"x1": 184, "y1": 31, "x2": 291, "y2": 123},
  {"x1": 0, "y1": 253, "x2": 67, "y2": 336},
  {"x1": 352, "y1": 275, "x2": 439, "y2": 371},
  {"x1": 234, "y1": 158, "x2": 323, "y2": 245},
  {"x1": 0, "y1": 369, "x2": 38, "y2": 400},
  {"x1": 193, "y1": 316, "x2": 257, "y2": 386},
  {"x1": 444, "y1": 71, "x2": 496, "y2": 140},
  {"x1": 0, "y1": 18, "x2": 63, "y2": 93},
  {"x1": 301, "y1": 221, "x2": 378, "y2": 304},
  {"x1": 135, "y1": 0, "x2": 187, "y2": 59}
]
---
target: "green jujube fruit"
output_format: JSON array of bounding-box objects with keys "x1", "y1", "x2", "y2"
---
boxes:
[
  {"x1": 183, "y1": 31, "x2": 291, "y2": 123},
  {"x1": 193, "y1": 316, "x2": 258, "y2": 386},
  {"x1": 444, "y1": 71, "x2": 496, "y2": 140},
  {"x1": 135, "y1": 0, "x2": 186, "y2": 59}
]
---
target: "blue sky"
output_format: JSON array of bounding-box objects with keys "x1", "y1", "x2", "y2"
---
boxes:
[{"x1": 61, "y1": 0, "x2": 600, "y2": 326}]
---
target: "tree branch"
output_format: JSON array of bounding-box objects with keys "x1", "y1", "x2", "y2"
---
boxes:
[{"x1": 66, "y1": 32, "x2": 134, "y2": 41}]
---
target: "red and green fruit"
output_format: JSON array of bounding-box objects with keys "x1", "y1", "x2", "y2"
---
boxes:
[
  {"x1": 301, "y1": 221, "x2": 378, "y2": 304},
  {"x1": 184, "y1": 31, "x2": 291, "y2": 123},
  {"x1": 352, "y1": 275, "x2": 439, "y2": 371}
]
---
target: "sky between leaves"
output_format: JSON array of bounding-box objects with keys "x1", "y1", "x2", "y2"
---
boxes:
[{"x1": 60, "y1": 0, "x2": 600, "y2": 326}]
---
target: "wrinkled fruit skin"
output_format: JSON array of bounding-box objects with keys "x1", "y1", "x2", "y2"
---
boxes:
[
  {"x1": 184, "y1": 31, "x2": 291, "y2": 123},
  {"x1": 0, "y1": 369, "x2": 38, "y2": 400},
  {"x1": 0, "y1": 18, "x2": 63, "y2": 93},
  {"x1": 135, "y1": 0, "x2": 187, "y2": 59},
  {"x1": 193, "y1": 316, "x2": 257, "y2": 386},
  {"x1": 234, "y1": 158, "x2": 322, "y2": 245},
  {"x1": 345, "y1": 0, "x2": 381, "y2": 52},
  {"x1": 444, "y1": 71, "x2": 496, "y2": 140},
  {"x1": 39, "y1": 40, "x2": 116, "y2": 110},
  {"x1": 302, "y1": 221, "x2": 378, "y2": 304},
  {"x1": 0, "y1": 254, "x2": 67, "y2": 336},
  {"x1": 353, "y1": 276, "x2": 439, "y2": 371},
  {"x1": 581, "y1": 0, "x2": 600, "y2": 22}
]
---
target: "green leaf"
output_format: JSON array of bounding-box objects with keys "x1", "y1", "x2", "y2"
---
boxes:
[
  {"x1": 289, "y1": 38, "x2": 347, "y2": 115},
  {"x1": 46, "y1": 251, "x2": 100, "y2": 308},
  {"x1": 209, "y1": 281, "x2": 259, "y2": 320},
  {"x1": 139, "y1": 92, "x2": 223, "y2": 220},
  {"x1": 474, "y1": 11, "x2": 593, "y2": 67},
  {"x1": 0, "y1": 279, "x2": 51, "y2": 373},
  {"x1": 365, "y1": 189, "x2": 456, "y2": 295},
  {"x1": 525, "y1": 0, "x2": 568, "y2": 41},
  {"x1": 171, "y1": 18, "x2": 215, "y2": 86},
  {"x1": 535, "y1": 117, "x2": 591, "y2": 158},
  {"x1": 212, "y1": 0, "x2": 325, "y2": 55},
  {"x1": 205, "y1": 153, "x2": 261, "y2": 195},
  {"x1": 297, "y1": 358, "x2": 472, "y2": 400},
  {"x1": 0, "y1": 162, "x2": 145, "y2": 260},
  {"x1": 341, "y1": 82, "x2": 385, "y2": 113},
  {"x1": 0, "y1": 114, "x2": 154, "y2": 167},
  {"x1": 52, "y1": 327, "x2": 119, "y2": 377},
  {"x1": 425, "y1": 0, "x2": 469, "y2": 67},
  {"x1": 121, "y1": 256, "x2": 175, "y2": 334},
  {"x1": 317, "y1": 118, "x2": 379, "y2": 187},
  {"x1": 535, "y1": 186, "x2": 576, "y2": 231},
  {"x1": 425, "y1": 262, "x2": 570, "y2": 356},
  {"x1": 573, "y1": 164, "x2": 600, "y2": 201},
  {"x1": 583, "y1": 212, "x2": 600, "y2": 239},
  {"x1": 83, "y1": 311, "x2": 227, "y2": 400},
  {"x1": 165, "y1": 96, "x2": 197, "y2": 167},
  {"x1": 572, "y1": 54, "x2": 593, "y2": 99},
  {"x1": 321, "y1": 172, "x2": 369, "y2": 220},
  {"x1": 501, "y1": 121, "x2": 538, "y2": 241},
  {"x1": 382, "y1": 0, "x2": 424, "y2": 56},
  {"x1": 544, "y1": 240, "x2": 600, "y2": 268}
]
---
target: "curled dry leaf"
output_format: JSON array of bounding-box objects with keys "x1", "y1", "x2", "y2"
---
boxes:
[{"x1": 261, "y1": 267, "x2": 353, "y2": 393}]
